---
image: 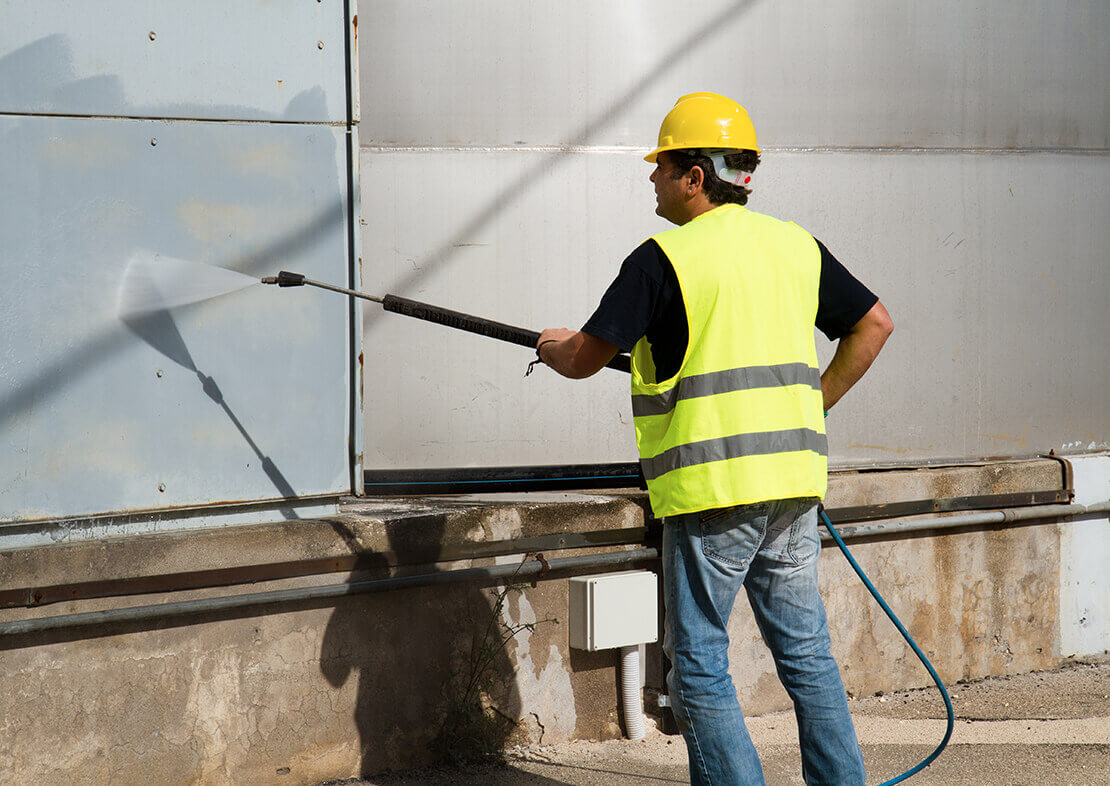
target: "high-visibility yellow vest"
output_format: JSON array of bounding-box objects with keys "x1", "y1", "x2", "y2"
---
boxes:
[{"x1": 632, "y1": 204, "x2": 827, "y2": 518}]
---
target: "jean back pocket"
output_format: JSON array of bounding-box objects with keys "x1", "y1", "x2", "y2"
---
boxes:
[{"x1": 698, "y1": 503, "x2": 768, "y2": 570}]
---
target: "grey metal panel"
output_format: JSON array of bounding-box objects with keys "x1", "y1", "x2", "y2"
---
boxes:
[
  {"x1": 358, "y1": 0, "x2": 1107, "y2": 471},
  {"x1": 0, "y1": 1, "x2": 348, "y2": 122},
  {"x1": 1, "y1": 115, "x2": 354, "y2": 521},
  {"x1": 360, "y1": 148, "x2": 647, "y2": 469},
  {"x1": 766, "y1": 151, "x2": 1110, "y2": 464},
  {"x1": 360, "y1": 148, "x2": 1109, "y2": 468},
  {"x1": 359, "y1": 0, "x2": 1109, "y2": 149}
]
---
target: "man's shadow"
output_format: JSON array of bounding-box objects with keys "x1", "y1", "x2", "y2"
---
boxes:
[{"x1": 320, "y1": 514, "x2": 531, "y2": 776}]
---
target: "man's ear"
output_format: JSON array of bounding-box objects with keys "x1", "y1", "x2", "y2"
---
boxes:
[{"x1": 687, "y1": 164, "x2": 705, "y2": 194}]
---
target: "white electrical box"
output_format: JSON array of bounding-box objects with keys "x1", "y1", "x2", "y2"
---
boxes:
[{"x1": 568, "y1": 570, "x2": 658, "y2": 651}]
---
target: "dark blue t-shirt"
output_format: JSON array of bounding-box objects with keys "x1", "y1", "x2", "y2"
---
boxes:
[{"x1": 582, "y1": 237, "x2": 878, "y2": 381}]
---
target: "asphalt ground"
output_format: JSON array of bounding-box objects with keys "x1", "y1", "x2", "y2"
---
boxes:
[{"x1": 340, "y1": 658, "x2": 1110, "y2": 786}]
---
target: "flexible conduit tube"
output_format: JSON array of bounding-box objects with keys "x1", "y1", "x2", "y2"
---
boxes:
[
  {"x1": 821, "y1": 500, "x2": 1110, "y2": 542},
  {"x1": 620, "y1": 645, "x2": 646, "y2": 740},
  {"x1": 820, "y1": 509, "x2": 954, "y2": 785},
  {"x1": 5, "y1": 500, "x2": 1107, "y2": 637},
  {"x1": 0, "y1": 548, "x2": 659, "y2": 637}
]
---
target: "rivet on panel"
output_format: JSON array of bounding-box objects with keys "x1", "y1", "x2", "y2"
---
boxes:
[
  {"x1": 149, "y1": 31, "x2": 156, "y2": 41},
  {"x1": 150, "y1": 138, "x2": 158, "y2": 147},
  {"x1": 318, "y1": 41, "x2": 325, "y2": 50},
  {"x1": 156, "y1": 369, "x2": 163, "y2": 378},
  {"x1": 158, "y1": 483, "x2": 166, "y2": 492}
]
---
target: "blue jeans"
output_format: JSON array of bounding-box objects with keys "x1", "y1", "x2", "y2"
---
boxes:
[{"x1": 662, "y1": 498, "x2": 865, "y2": 786}]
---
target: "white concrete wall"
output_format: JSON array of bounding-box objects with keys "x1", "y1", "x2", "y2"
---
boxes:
[
  {"x1": 359, "y1": 1, "x2": 1109, "y2": 468},
  {"x1": 1060, "y1": 454, "x2": 1110, "y2": 657}
]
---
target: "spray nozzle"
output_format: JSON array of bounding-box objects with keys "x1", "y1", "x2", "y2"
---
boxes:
[{"x1": 261, "y1": 271, "x2": 306, "y2": 287}]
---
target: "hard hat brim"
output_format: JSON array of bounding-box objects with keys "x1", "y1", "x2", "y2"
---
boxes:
[{"x1": 644, "y1": 142, "x2": 761, "y2": 164}]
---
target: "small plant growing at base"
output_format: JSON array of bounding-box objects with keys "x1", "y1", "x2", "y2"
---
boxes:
[{"x1": 433, "y1": 554, "x2": 558, "y2": 764}]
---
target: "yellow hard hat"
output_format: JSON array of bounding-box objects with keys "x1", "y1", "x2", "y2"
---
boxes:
[{"x1": 644, "y1": 92, "x2": 759, "y2": 163}]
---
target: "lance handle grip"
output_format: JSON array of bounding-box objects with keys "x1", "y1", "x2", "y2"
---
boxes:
[{"x1": 381, "y1": 294, "x2": 631, "y2": 374}]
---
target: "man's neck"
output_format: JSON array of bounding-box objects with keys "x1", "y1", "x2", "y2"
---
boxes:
[{"x1": 678, "y1": 197, "x2": 721, "y2": 225}]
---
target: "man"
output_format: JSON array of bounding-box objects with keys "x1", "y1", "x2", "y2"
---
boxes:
[{"x1": 535, "y1": 92, "x2": 892, "y2": 785}]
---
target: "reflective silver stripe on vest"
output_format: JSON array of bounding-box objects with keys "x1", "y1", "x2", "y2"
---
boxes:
[
  {"x1": 639, "y1": 428, "x2": 828, "y2": 482},
  {"x1": 631, "y1": 362, "x2": 822, "y2": 418}
]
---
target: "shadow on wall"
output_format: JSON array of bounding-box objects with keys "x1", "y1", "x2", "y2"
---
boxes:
[
  {"x1": 0, "y1": 34, "x2": 348, "y2": 512},
  {"x1": 319, "y1": 519, "x2": 531, "y2": 775},
  {"x1": 121, "y1": 309, "x2": 301, "y2": 516},
  {"x1": 366, "y1": 0, "x2": 761, "y2": 322}
]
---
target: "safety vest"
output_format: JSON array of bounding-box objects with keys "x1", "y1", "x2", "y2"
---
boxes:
[{"x1": 631, "y1": 204, "x2": 827, "y2": 518}]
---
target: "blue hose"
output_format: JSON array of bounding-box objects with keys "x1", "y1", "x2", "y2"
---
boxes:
[{"x1": 819, "y1": 508, "x2": 954, "y2": 785}]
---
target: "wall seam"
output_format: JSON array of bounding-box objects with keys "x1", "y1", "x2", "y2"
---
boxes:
[{"x1": 359, "y1": 145, "x2": 1110, "y2": 155}]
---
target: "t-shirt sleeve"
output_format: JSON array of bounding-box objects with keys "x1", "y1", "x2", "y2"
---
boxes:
[
  {"x1": 581, "y1": 240, "x2": 668, "y2": 353},
  {"x1": 814, "y1": 239, "x2": 879, "y2": 340}
]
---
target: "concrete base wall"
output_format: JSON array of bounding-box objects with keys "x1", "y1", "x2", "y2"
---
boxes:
[
  {"x1": 732, "y1": 523, "x2": 1060, "y2": 717},
  {"x1": 2, "y1": 457, "x2": 1107, "y2": 784},
  {"x1": 1, "y1": 579, "x2": 626, "y2": 785}
]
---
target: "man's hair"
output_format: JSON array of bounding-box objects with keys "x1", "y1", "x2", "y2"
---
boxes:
[{"x1": 666, "y1": 148, "x2": 761, "y2": 206}]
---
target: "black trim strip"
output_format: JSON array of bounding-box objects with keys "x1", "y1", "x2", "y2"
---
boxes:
[{"x1": 364, "y1": 463, "x2": 646, "y2": 495}]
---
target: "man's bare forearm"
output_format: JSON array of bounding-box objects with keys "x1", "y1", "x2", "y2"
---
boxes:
[
  {"x1": 821, "y1": 300, "x2": 893, "y2": 412},
  {"x1": 536, "y1": 328, "x2": 619, "y2": 379}
]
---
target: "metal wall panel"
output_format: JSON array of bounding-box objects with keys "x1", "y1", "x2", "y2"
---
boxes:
[
  {"x1": 1, "y1": 116, "x2": 354, "y2": 521},
  {"x1": 358, "y1": 1, "x2": 1108, "y2": 468},
  {"x1": 360, "y1": 149, "x2": 1109, "y2": 467},
  {"x1": 0, "y1": 2, "x2": 349, "y2": 122},
  {"x1": 1, "y1": 4, "x2": 360, "y2": 524},
  {"x1": 762, "y1": 151, "x2": 1110, "y2": 464},
  {"x1": 359, "y1": 0, "x2": 1109, "y2": 150},
  {"x1": 360, "y1": 150, "x2": 646, "y2": 469}
]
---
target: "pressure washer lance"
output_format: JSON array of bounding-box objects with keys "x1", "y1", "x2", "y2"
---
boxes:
[{"x1": 261, "y1": 271, "x2": 631, "y2": 374}]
